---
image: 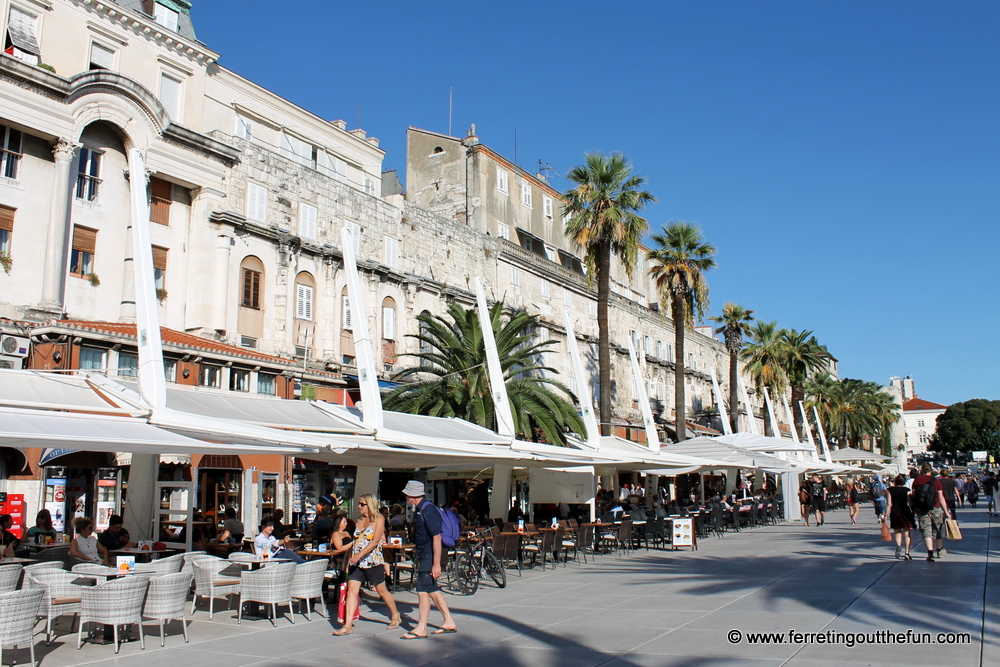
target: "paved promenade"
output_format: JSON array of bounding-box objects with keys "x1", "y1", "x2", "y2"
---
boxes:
[{"x1": 21, "y1": 504, "x2": 998, "y2": 667}]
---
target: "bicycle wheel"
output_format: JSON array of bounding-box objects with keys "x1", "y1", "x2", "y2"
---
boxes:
[
  {"x1": 483, "y1": 549, "x2": 506, "y2": 589},
  {"x1": 456, "y1": 551, "x2": 479, "y2": 595}
]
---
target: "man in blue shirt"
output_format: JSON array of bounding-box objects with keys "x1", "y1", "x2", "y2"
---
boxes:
[{"x1": 401, "y1": 480, "x2": 457, "y2": 639}]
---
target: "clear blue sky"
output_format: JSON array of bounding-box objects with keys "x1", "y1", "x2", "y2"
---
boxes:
[{"x1": 193, "y1": 1, "x2": 999, "y2": 406}]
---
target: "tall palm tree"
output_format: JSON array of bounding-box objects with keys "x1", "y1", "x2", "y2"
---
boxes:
[
  {"x1": 741, "y1": 321, "x2": 788, "y2": 436},
  {"x1": 647, "y1": 222, "x2": 716, "y2": 442},
  {"x1": 779, "y1": 329, "x2": 833, "y2": 437},
  {"x1": 383, "y1": 301, "x2": 585, "y2": 446},
  {"x1": 563, "y1": 152, "x2": 655, "y2": 436},
  {"x1": 805, "y1": 377, "x2": 900, "y2": 451},
  {"x1": 710, "y1": 303, "x2": 754, "y2": 433}
]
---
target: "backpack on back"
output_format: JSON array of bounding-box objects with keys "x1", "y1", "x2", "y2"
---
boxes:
[
  {"x1": 420, "y1": 502, "x2": 460, "y2": 547},
  {"x1": 913, "y1": 479, "x2": 937, "y2": 513},
  {"x1": 870, "y1": 478, "x2": 886, "y2": 499}
]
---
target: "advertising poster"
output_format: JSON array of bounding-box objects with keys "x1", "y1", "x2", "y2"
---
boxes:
[
  {"x1": 45, "y1": 476, "x2": 67, "y2": 532},
  {"x1": 96, "y1": 469, "x2": 118, "y2": 531}
]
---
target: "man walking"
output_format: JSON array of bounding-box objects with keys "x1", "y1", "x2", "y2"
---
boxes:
[
  {"x1": 912, "y1": 463, "x2": 953, "y2": 562},
  {"x1": 401, "y1": 480, "x2": 457, "y2": 639},
  {"x1": 809, "y1": 474, "x2": 828, "y2": 526},
  {"x1": 869, "y1": 474, "x2": 887, "y2": 521},
  {"x1": 983, "y1": 472, "x2": 999, "y2": 516}
]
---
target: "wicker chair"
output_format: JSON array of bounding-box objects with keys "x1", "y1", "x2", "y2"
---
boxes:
[
  {"x1": 228, "y1": 552, "x2": 258, "y2": 564},
  {"x1": 25, "y1": 570, "x2": 90, "y2": 645},
  {"x1": 522, "y1": 528, "x2": 557, "y2": 570},
  {"x1": 180, "y1": 551, "x2": 210, "y2": 575},
  {"x1": 493, "y1": 532, "x2": 522, "y2": 574},
  {"x1": 191, "y1": 560, "x2": 242, "y2": 620},
  {"x1": 0, "y1": 564, "x2": 22, "y2": 593},
  {"x1": 0, "y1": 588, "x2": 45, "y2": 667},
  {"x1": 237, "y1": 561, "x2": 295, "y2": 626},
  {"x1": 289, "y1": 559, "x2": 328, "y2": 620},
  {"x1": 134, "y1": 558, "x2": 182, "y2": 575},
  {"x1": 143, "y1": 572, "x2": 194, "y2": 646},
  {"x1": 76, "y1": 576, "x2": 149, "y2": 654},
  {"x1": 23, "y1": 561, "x2": 63, "y2": 577}
]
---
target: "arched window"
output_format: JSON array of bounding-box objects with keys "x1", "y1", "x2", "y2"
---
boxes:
[
  {"x1": 418, "y1": 310, "x2": 432, "y2": 353},
  {"x1": 294, "y1": 272, "x2": 315, "y2": 321},
  {"x1": 240, "y1": 256, "x2": 264, "y2": 310}
]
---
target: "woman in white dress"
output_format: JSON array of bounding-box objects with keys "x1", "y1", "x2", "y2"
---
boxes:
[{"x1": 68, "y1": 516, "x2": 108, "y2": 566}]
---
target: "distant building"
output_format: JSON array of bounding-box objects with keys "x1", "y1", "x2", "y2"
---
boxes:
[{"x1": 891, "y1": 377, "x2": 946, "y2": 457}]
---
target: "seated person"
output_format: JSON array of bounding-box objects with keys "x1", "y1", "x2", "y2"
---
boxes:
[
  {"x1": 69, "y1": 516, "x2": 109, "y2": 566},
  {"x1": 388, "y1": 504, "x2": 406, "y2": 529},
  {"x1": 254, "y1": 519, "x2": 305, "y2": 563},
  {"x1": 218, "y1": 507, "x2": 244, "y2": 544},
  {"x1": 97, "y1": 514, "x2": 136, "y2": 551},
  {"x1": 26, "y1": 509, "x2": 57, "y2": 546},
  {"x1": 311, "y1": 506, "x2": 334, "y2": 544},
  {"x1": 0, "y1": 514, "x2": 29, "y2": 558},
  {"x1": 268, "y1": 508, "x2": 287, "y2": 539}
]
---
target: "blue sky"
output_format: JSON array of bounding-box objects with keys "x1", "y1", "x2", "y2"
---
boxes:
[{"x1": 193, "y1": 1, "x2": 999, "y2": 405}]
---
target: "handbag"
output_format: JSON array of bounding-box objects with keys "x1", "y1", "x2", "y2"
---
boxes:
[
  {"x1": 945, "y1": 518, "x2": 963, "y2": 540},
  {"x1": 879, "y1": 520, "x2": 892, "y2": 541},
  {"x1": 336, "y1": 581, "x2": 360, "y2": 624}
]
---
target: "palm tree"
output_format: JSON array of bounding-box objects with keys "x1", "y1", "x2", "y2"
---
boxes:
[
  {"x1": 563, "y1": 152, "x2": 656, "y2": 436},
  {"x1": 647, "y1": 222, "x2": 716, "y2": 442},
  {"x1": 383, "y1": 301, "x2": 585, "y2": 446},
  {"x1": 741, "y1": 321, "x2": 788, "y2": 436},
  {"x1": 779, "y1": 329, "x2": 833, "y2": 437},
  {"x1": 806, "y1": 377, "x2": 900, "y2": 452},
  {"x1": 710, "y1": 303, "x2": 754, "y2": 433}
]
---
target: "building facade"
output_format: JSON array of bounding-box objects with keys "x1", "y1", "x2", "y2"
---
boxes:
[{"x1": 889, "y1": 376, "x2": 946, "y2": 458}]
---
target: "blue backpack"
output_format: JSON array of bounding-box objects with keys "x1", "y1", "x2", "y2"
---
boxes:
[{"x1": 421, "y1": 502, "x2": 460, "y2": 547}]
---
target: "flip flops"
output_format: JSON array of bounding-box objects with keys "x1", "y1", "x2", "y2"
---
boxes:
[
  {"x1": 401, "y1": 632, "x2": 428, "y2": 640},
  {"x1": 432, "y1": 628, "x2": 458, "y2": 635}
]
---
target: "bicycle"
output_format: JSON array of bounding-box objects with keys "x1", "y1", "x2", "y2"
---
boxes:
[{"x1": 445, "y1": 531, "x2": 506, "y2": 595}]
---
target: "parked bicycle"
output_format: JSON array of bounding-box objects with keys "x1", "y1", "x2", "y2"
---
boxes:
[{"x1": 445, "y1": 530, "x2": 506, "y2": 595}]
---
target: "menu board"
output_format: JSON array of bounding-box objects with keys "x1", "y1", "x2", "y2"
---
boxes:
[{"x1": 672, "y1": 517, "x2": 693, "y2": 547}]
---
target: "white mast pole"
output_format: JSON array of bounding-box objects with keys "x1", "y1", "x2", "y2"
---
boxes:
[
  {"x1": 738, "y1": 377, "x2": 759, "y2": 435},
  {"x1": 627, "y1": 334, "x2": 660, "y2": 451},
  {"x1": 710, "y1": 368, "x2": 733, "y2": 436},
  {"x1": 799, "y1": 401, "x2": 819, "y2": 461},
  {"x1": 762, "y1": 386, "x2": 781, "y2": 439},
  {"x1": 564, "y1": 309, "x2": 601, "y2": 450},
  {"x1": 474, "y1": 278, "x2": 516, "y2": 439},
  {"x1": 342, "y1": 227, "x2": 383, "y2": 431},
  {"x1": 813, "y1": 406, "x2": 833, "y2": 464},
  {"x1": 782, "y1": 396, "x2": 800, "y2": 443}
]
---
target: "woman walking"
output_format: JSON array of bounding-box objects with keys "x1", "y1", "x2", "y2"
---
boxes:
[
  {"x1": 333, "y1": 493, "x2": 401, "y2": 635},
  {"x1": 886, "y1": 474, "x2": 916, "y2": 560},
  {"x1": 846, "y1": 478, "x2": 860, "y2": 524},
  {"x1": 798, "y1": 481, "x2": 811, "y2": 526}
]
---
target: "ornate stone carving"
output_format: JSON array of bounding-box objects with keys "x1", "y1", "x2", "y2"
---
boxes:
[{"x1": 51, "y1": 138, "x2": 80, "y2": 162}]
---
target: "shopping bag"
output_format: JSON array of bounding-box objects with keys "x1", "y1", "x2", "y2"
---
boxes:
[
  {"x1": 945, "y1": 519, "x2": 963, "y2": 540},
  {"x1": 879, "y1": 520, "x2": 892, "y2": 541},
  {"x1": 336, "y1": 582, "x2": 360, "y2": 624}
]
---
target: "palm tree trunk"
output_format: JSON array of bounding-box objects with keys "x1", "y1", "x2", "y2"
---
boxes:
[
  {"x1": 728, "y1": 350, "x2": 739, "y2": 433},
  {"x1": 596, "y1": 244, "x2": 612, "y2": 437},
  {"x1": 672, "y1": 292, "x2": 686, "y2": 442}
]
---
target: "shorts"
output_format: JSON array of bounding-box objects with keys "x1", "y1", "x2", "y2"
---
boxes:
[
  {"x1": 348, "y1": 565, "x2": 386, "y2": 587},
  {"x1": 811, "y1": 497, "x2": 827, "y2": 512},
  {"x1": 416, "y1": 569, "x2": 440, "y2": 594},
  {"x1": 917, "y1": 508, "x2": 944, "y2": 541}
]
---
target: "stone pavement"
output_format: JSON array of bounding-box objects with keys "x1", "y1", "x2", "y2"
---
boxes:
[{"x1": 14, "y1": 504, "x2": 997, "y2": 667}]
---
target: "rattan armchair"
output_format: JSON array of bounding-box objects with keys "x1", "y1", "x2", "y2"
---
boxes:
[
  {"x1": 237, "y1": 561, "x2": 295, "y2": 626},
  {"x1": 22, "y1": 561, "x2": 63, "y2": 577},
  {"x1": 0, "y1": 563, "x2": 22, "y2": 593},
  {"x1": 75, "y1": 576, "x2": 149, "y2": 654},
  {"x1": 143, "y1": 572, "x2": 194, "y2": 646},
  {"x1": 191, "y1": 559, "x2": 242, "y2": 620},
  {"x1": 290, "y1": 559, "x2": 328, "y2": 620},
  {"x1": 25, "y1": 570, "x2": 90, "y2": 645},
  {"x1": 134, "y1": 557, "x2": 183, "y2": 575},
  {"x1": 0, "y1": 588, "x2": 45, "y2": 667}
]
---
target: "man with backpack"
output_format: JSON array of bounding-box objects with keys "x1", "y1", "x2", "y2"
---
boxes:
[
  {"x1": 911, "y1": 463, "x2": 953, "y2": 562},
  {"x1": 400, "y1": 480, "x2": 458, "y2": 639},
  {"x1": 809, "y1": 474, "x2": 828, "y2": 526},
  {"x1": 869, "y1": 474, "x2": 887, "y2": 521},
  {"x1": 983, "y1": 472, "x2": 999, "y2": 516}
]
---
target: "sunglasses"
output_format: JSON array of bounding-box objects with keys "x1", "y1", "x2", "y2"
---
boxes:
[{"x1": 359, "y1": 502, "x2": 368, "y2": 507}]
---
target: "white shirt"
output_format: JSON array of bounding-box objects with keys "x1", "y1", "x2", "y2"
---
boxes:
[
  {"x1": 75, "y1": 534, "x2": 101, "y2": 563},
  {"x1": 253, "y1": 532, "x2": 280, "y2": 557},
  {"x1": 905, "y1": 478, "x2": 914, "y2": 490}
]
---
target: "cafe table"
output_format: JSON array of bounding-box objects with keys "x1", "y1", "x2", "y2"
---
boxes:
[
  {"x1": 0, "y1": 556, "x2": 37, "y2": 564},
  {"x1": 108, "y1": 547, "x2": 171, "y2": 563}
]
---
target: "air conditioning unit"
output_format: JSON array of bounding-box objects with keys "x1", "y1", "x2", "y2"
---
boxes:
[
  {"x1": 0, "y1": 355, "x2": 24, "y2": 370},
  {"x1": 0, "y1": 335, "x2": 29, "y2": 358}
]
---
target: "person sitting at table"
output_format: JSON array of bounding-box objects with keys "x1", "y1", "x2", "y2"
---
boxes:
[
  {"x1": 26, "y1": 509, "x2": 57, "y2": 546},
  {"x1": 254, "y1": 519, "x2": 305, "y2": 563},
  {"x1": 69, "y1": 516, "x2": 109, "y2": 566},
  {"x1": 311, "y1": 505, "x2": 335, "y2": 545},
  {"x1": 0, "y1": 514, "x2": 30, "y2": 558},
  {"x1": 217, "y1": 507, "x2": 244, "y2": 544},
  {"x1": 507, "y1": 501, "x2": 524, "y2": 523},
  {"x1": 388, "y1": 504, "x2": 406, "y2": 529},
  {"x1": 268, "y1": 508, "x2": 287, "y2": 538},
  {"x1": 97, "y1": 515, "x2": 136, "y2": 551}
]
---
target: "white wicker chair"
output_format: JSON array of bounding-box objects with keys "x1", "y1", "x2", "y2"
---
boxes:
[
  {"x1": 228, "y1": 552, "x2": 258, "y2": 564},
  {"x1": 76, "y1": 576, "x2": 149, "y2": 654},
  {"x1": 237, "y1": 561, "x2": 295, "y2": 626},
  {"x1": 71, "y1": 563, "x2": 112, "y2": 578},
  {"x1": 0, "y1": 564, "x2": 22, "y2": 593},
  {"x1": 191, "y1": 560, "x2": 241, "y2": 620},
  {"x1": 0, "y1": 588, "x2": 45, "y2": 667},
  {"x1": 290, "y1": 559, "x2": 328, "y2": 620},
  {"x1": 180, "y1": 551, "x2": 209, "y2": 575},
  {"x1": 134, "y1": 558, "x2": 182, "y2": 575},
  {"x1": 22, "y1": 561, "x2": 63, "y2": 577},
  {"x1": 24, "y1": 570, "x2": 90, "y2": 645},
  {"x1": 143, "y1": 572, "x2": 193, "y2": 646}
]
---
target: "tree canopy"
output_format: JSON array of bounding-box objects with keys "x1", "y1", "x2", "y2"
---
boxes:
[{"x1": 932, "y1": 399, "x2": 1000, "y2": 455}]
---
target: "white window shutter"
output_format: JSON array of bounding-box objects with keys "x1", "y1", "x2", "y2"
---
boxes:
[
  {"x1": 235, "y1": 115, "x2": 253, "y2": 140},
  {"x1": 342, "y1": 295, "x2": 352, "y2": 330},
  {"x1": 383, "y1": 306, "x2": 396, "y2": 340},
  {"x1": 160, "y1": 74, "x2": 181, "y2": 119},
  {"x1": 297, "y1": 284, "x2": 313, "y2": 320},
  {"x1": 385, "y1": 237, "x2": 399, "y2": 268},
  {"x1": 247, "y1": 183, "x2": 267, "y2": 223},
  {"x1": 299, "y1": 203, "x2": 317, "y2": 240},
  {"x1": 90, "y1": 43, "x2": 114, "y2": 69},
  {"x1": 541, "y1": 280, "x2": 550, "y2": 300},
  {"x1": 543, "y1": 197, "x2": 553, "y2": 218}
]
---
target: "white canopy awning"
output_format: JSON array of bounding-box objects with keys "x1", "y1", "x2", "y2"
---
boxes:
[
  {"x1": 717, "y1": 432, "x2": 816, "y2": 454},
  {"x1": 830, "y1": 447, "x2": 890, "y2": 463},
  {"x1": 0, "y1": 370, "x2": 144, "y2": 416}
]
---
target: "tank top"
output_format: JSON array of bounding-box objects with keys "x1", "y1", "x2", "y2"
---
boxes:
[
  {"x1": 76, "y1": 534, "x2": 102, "y2": 563},
  {"x1": 352, "y1": 522, "x2": 383, "y2": 568}
]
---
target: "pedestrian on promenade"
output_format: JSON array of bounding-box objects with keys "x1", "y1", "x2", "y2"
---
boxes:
[
  {"x1": 845, "y1": 478, "x2": 860, "y2": 525},
  {"x1": 809, "y1": 474, "x2": 828, "y2": 526},
  {"x1": 983, "y1": 472, "x2": 999, "y2": 516},
  {"x1": 869, "y1": 474, "x2": 887, "y2": 521},
  {"x1": 905, "y1": 468, "x2": 918, "y2": 490},
  {"x1": 798, "y1": 481, "x2": 811, "y2": 526},
  {"x1": 333, "y1": 493, "x2": 401, "y2": 635},
  {"x1": 966, "y1": 476, "x2": 980, "y2": 508},
  {"x1": 911, "y1": 463, "x2": 953, "y2": 562},
  {"x1": 885, "y1": 474, "x2": 915, "y2": 560},
  {"x1": 401, "y1": 481, "x2": 457, "y2": 640},
  {"x1": 955, "y1": 474, "x2": 966, "y2": 508},
  {"x1": 939, "y1": 469, "x2": 959, "y2": 522}
]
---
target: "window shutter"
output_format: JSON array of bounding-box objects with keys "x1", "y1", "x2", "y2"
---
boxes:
[
  {"x1": 299, "y1": 203, "x2": 317, "y2": 240},
  {"x1": 297, "y1": 284, "x2": 313, "y2": 320},
  {"x1": 90, "y1": 42, "x2": 114, "y2": 69},
  {"x1": 382, "y1": 306, "x2": 396, "y2": 340},
  {"x1": 159, "y1": 74, "x2": 181, "y2": 118},
  {"x1": 342, "y1": 295, "x2": 352, "y2": 330},
  {"x1": 345, "y1": 222, "x2": 361, "y2": 254},
  {"x1": 0, "y1": 205, "x2": 13, "y2": 232},
  {"x1": 235, "y1": 115, "x2": 253, "y2": 140},
  {"x1": 149, "y1": 177, "x2": 172, "y2": 225},
  {"x1": 7, "y1": 7, "x2": 40, "y2": 56},
  {"x1": 151, "y1": 246, "x2": 168, "y2": 271},
  {"x1": 384, "y1": 237, "x2": 398, "y2": 268},
  {"x1": 540, "y1": 280, "x2": 550, "y2": 300},
  {"x1": 73, "y1": 226, "x2": 97, "y2": 254},
  {"x1": 247, "y1": 183, "x2": 267, "y2": 222}
]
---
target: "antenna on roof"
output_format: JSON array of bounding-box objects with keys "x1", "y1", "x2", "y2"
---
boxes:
[
  {"x1": 356, "y1": 105, "x2": 360, "y2": 129},
  {"x1": 537, "y1": 161, "x2": 559, "y2": 182},
  {"x1": 513, "y1": 126, "x2": 517, "y2": 166},
  {"x1": 448, "y1": 87, "x2": 453, "y2": 136}
]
